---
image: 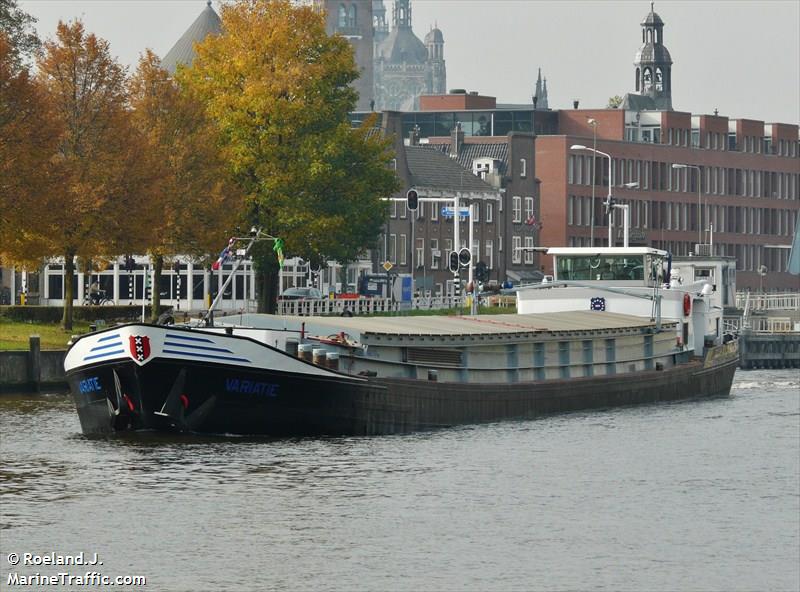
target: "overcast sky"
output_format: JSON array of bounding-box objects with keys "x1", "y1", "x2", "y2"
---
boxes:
[{"x1": 18, "y1": 0, "x2": 800, "y2": 124}]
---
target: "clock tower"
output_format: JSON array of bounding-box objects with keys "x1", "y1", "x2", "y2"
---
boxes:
[{"x1": 633, "y1": 2, "x2": 672, "y2": 110}]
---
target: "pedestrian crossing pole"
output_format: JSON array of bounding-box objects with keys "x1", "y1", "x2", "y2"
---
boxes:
[{"x1": 141, "y1": 264, "x2": 151, "y2": 322}]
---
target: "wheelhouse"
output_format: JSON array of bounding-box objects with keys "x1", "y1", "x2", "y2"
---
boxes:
[{"x1": 548, "y1": 247, "x2": 670, "y2": 287}]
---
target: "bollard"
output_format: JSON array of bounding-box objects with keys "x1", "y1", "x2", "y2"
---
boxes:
[
  {"x1": 28, "y1": 335, "x2": 41, "y2": 391},
  {"x1": 312, "y1": 348, "x2": 326, "y2": 366},
  {"x1": 298, "y1": 343, "x2": 313, "y2": 362},
  {"x1": 326, "y1": 351, "x2": 339, "y2": 371},
  {"x1": 89, "y1": 324, "x2": 97, "y2": 332},
  {"x1": 285, "y1": 339, "x2": 299, "y2": 357}
]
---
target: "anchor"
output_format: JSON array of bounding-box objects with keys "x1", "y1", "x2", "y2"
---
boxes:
[{"x1": 154, "y1": 368, "x2": 216, "y2": 432}]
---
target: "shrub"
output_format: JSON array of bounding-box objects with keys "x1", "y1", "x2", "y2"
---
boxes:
[{"x1": 0, "y1": 305, "x2": 170, "y2": 323}]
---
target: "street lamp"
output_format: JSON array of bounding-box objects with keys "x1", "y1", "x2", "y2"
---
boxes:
[
  {"x1": 587, "y1": 118, "x2": 598, "y2": 245},
  {"x1": 672, "y1": 163, "x2": 703, "y2": 247},
  {"x1": 571, "y1": 144, "x2": 612, "y2": 246}
]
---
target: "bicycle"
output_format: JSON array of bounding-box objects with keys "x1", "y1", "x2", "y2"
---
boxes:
[{"x1": 87, "y1": 290, "x2": 113, "y2": 306}]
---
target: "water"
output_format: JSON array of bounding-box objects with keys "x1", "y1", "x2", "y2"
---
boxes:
[{"x1": 1, "y1": 370, "x2": 798, "y2": 592}]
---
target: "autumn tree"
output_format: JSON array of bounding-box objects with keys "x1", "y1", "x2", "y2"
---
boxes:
[
  {"x1": 0, "y1": 32, "x2": 55, "y2": 267},
  {"x1": 36, "y1": 21, "x2": 146, "y2": 329},
  {"x1": 0, "y1": 0, "x2": 40, "y2": 68},
  {"x1": 128, "y1": 50, "x2": 242, "y2": 320},
  {"x1": 180, "y1": 0, "x2": 398, "y2": 312}
]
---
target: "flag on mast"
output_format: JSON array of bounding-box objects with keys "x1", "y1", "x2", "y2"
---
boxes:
[
  {"x1": 212, "y1": 237, "x2": 235, "y2": 270},
  {"x1": 273, "y1": 238, "x2": 285, "y2": 269}
]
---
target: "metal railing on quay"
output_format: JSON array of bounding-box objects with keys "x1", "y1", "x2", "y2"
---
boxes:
[{"x1": 735, "y1": 292, "x2": 800, "y2": 311}]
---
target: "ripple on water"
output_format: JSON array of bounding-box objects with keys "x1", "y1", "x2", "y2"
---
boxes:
[{"x1": 0, "y1": 371, "x2": 798, "y2": 592}]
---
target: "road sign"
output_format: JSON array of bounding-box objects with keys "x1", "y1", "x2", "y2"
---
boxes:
[
  {"x1": 441, "y1": 207, "x2": 471, "y2": 218},
  {"x1": 382, "y1": 261, "x2": 394, "y2": 272}
]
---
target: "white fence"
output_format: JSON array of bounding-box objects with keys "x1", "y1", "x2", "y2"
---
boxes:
[
  {"x1": 724, "y1": 316, "x2": 800, "y2": 334},
  {"x1": 735, "y1": 292, "x2": 800, "y2": 311}
]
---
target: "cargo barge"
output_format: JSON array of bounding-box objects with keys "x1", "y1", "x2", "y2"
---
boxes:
[{"x1": 64, "y1": 244, "x2": 738, "y2": 436}]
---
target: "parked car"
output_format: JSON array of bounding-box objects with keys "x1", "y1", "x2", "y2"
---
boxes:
[{"x1": 279, "y1": 287, "x2": 324, "y2": 300}]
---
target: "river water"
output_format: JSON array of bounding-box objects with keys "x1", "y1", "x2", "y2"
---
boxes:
[{"x1": 1, "y1": 369, "x2": 798, "y2": 592}]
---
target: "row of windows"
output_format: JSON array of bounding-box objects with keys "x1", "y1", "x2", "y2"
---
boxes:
[
  {"x1": 567, "y1": 195, "x2": 798, "y2": 237},
  {"x1": 391, "y1": 196, "x2": 535, "y2": 223},
  {"x1": 390, "y1": 200, "x2": 495, "y2": 222},
  {"x1": 388, "y1": 235, "x2": 537, "y2": 269},
  {"x1": 623, "y1": 126, "x2": 799, "y2": 157},
  {"x1": 568, "y1": 155, "x2": 800, "y2": 200}
]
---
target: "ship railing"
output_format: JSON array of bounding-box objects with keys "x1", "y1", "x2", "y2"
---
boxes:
[{"x1": 277, "y1": 296, "x2": 465, "y2": 316}]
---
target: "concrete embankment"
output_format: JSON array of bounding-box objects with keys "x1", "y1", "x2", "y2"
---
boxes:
[{"x1": 0, "y1": 336, "x2": 67, "y2": 392}]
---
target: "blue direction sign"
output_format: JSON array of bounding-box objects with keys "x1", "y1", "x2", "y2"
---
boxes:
[{"x1": 441, "y1": 207, "x2": 471, "y2": 218}]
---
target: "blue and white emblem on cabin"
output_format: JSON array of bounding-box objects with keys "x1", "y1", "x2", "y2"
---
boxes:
[{"x1": 590, "y1": 297, "x2": 606, "y2": 311}]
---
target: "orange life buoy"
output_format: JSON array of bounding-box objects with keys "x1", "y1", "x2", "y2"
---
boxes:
[{"x1": 683, "y1": 292, "x2": 691, "y2": 316}]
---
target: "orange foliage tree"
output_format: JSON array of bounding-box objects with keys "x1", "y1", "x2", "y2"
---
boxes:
[
  {"x1": 128, "y1": 50, "x2": 242, "y2": 320},
  {"x1": 0, "y1": 32, "x2": 56, "y2": 267},
  {"x1": 35, "y1": 21, "x2": 148, "y2": 329}
]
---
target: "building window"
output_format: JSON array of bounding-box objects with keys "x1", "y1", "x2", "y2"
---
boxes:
[
  {"x1": 485, "y1": 240, "x2": 493, "y2": 269},
  {"x1": 416, "y1": 202, "x2": 424, "y2": 219},
  {"x1": 430, "y1": 239, "x2": 440, "y2": 269},
  {"x1": 486, "y1": 203, "x2": 493, "y2": 223},
  {"x1": 432, "y1": 203, "x2": 438, "y2": 221},
  {"x1": 337, "y1": 4, "x2": 347, "y2": 28},
  {"x1": 473, "y1": 202, "x2": 480, "y2": 222},
  {"x1": 524, "y1": 236, "x2": 534, "y2": 264},
  {"x1": 520, "y1": 158, "x2": 527, "y2": 178},
  {"x1": 512, "y1": 196, "x2": 522, "y2": 223},
  {"x1": 524, "y1": 196, "x2": 534, "y2": 222},
  {"x1": 400, "y1": 234, "x2": 407, "y2": 266},
  {"x1": 512, "y1": 236, "x2": 522, "y2": 263},
  {"x1": 400, "y1": 201, "x2": 407, "y2": 219},
  {"x1": 390, "y1": 200, "x2": 397, "y2": 218},
  {"x1": 389, "y1": 234, "x2": 397, "y2": 264},
  {"x1": 348, "y1": 4, "x2": 357, "y2": 28},
  {"x1": 415, "y1": 238, "x2": 424, "y2": 268}
]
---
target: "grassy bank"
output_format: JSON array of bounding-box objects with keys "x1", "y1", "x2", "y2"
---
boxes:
[{"x1": 0, "y1": 319, "x2": 92, "y2": 351}]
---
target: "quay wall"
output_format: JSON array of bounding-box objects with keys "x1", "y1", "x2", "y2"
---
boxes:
[
  {"x1": 739, "y1": 331, "x2": 800, "y2": 369},
  {"x1": 0, "y1": 338, "x2": 67, "y2": 392}
]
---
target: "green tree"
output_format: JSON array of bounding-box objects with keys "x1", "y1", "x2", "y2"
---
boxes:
[
  {"x1": 607, "y1": 95, "x2": 623, "y2": 109},
  {"x1": 129, "y1": 50, "x2": 242, "y2": 320},
  {"x1": 180, "y1": 0, "x2": 398, "y2": 312}
]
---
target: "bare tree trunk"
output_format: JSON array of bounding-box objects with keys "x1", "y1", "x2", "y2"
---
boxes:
[
  {"x1": 150, "y1": 254, "x2": 163, "y2": 322},
  {"x1": 61, "y1": 251, "x2": 75, "y2": 330}
]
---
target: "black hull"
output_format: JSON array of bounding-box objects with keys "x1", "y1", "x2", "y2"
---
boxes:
[{"x1": 67, "y1": 353, "x2": 738, "y2": 437}]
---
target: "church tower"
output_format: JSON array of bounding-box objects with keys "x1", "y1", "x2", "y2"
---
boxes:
[
  {"x1": 317, "y1": 0, "x2": 374, "y2": 111},
  {"x1": 633, "y1": 2, "x2": 673, "y2": 110},
  {"x1": 424, "y1": 25, "x2": 446, "y2": 95}
]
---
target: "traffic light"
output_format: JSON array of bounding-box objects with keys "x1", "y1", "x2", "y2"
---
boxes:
[
  {"x1": 406, "y1": 189, "x2": 418, "y2": 211},
  {"x1": 458, "y1": 247, "x2": 471, "y2": 267},
  {"x1": 448, "y1": 251, "x2": 459, "y2": 273},
  {"x1": 475, "y1": 261, "x2": 488, "y2": 282}
]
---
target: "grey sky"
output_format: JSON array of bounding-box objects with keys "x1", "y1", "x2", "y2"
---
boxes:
[{"x1": 18, "y1": 0, "x2": 800, "y2": 124}]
